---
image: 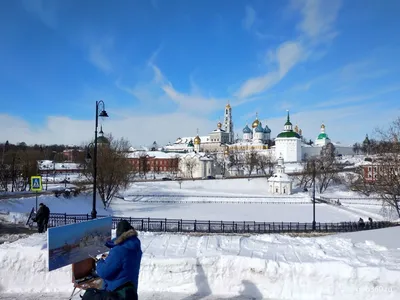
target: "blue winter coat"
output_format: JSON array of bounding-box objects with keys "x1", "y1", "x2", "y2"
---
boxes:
[{"x1": 96, "y1": 229, "x2": 142, "y2": 292}]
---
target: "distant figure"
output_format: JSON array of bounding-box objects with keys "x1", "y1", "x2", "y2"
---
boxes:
[
  {"x1": 358, "y1": 218, "x2": 365, "y2": 230},
  {"x1": 96, "y1": 220, "x2": 142, "y2": 299},
  {"x1": 43, "y1": 204, "x2": 50, "y2": 231},
  {"x1": 368, "y1": 217, "x2": 373, "y2": 229},
  {"x1": 34, "y1": 203, "x2": 50, "y2": 233}
]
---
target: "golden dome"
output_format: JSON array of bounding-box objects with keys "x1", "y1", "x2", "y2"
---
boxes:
[
  {"x1": 217, "y1": 122, "x2": 222, "y2": 129},
  {"x1": 294, "y1": 125, "x2": 299, "y2": 133},
  {"x1": 251, "y1": 118, "x2": 260, "y2": 128},
  {"x1": 224, "y1": 147, "x2": 230, "y2": 155},
  {"x1": 321, "y1": 123, "x2": 325, "y2": 129},
  {"x1": 194, "y1": 135, "x2": 201, "y2": 145},
  {"x1": 225, "y1": 103, "x2": 231, "y2": 109}
]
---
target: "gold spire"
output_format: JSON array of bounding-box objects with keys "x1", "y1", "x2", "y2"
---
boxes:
[
  {"x1": 225, "y1": 101, "x2": 231, "y2": 109},
  {"x1": 217, "y1": 121, "x2": 222, "y2": 129},
  {"x1": 252, "y1": 112, "x2": 260, "y2": 128},
  {"x1": 294, "y1": 125, "x2": 299, "y2": 133}
]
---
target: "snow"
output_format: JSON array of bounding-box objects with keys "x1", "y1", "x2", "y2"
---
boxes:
[
  {"x1": 0, "y1": 178, "x2": 393, "y2": 224},
  {"x1": 1, "y1": 227, "x2": 400, "y2": 299}
]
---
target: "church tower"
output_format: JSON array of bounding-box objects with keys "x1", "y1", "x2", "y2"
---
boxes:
[{"x1": 223, "y1": 102, "x2": 234, "y2": 144}]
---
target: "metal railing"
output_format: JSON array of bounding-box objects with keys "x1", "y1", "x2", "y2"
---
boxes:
[{"x1": 48, "y1": 213, "x2": 396, "y2": 234}]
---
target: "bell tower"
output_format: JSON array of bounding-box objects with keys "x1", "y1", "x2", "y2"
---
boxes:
[{"x1": 223, "y1": 102, "x2": 234, "y2": 144}]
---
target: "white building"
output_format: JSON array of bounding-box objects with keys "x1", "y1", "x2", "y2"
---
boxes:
[
  {"x1": 268, "y1": 156, "x2": 293, "y2": 195},
  {"x1": 179, "y1": 152, "x2": 215, "y2": 179},
  {"x1": 274, "y1": 111, "x2": 302, "y2": 163},
  {"x1": 301, "y1": 124, "x2": 355, "y2": 159},
  {"x1": 164, "y1": 104, "x2": 354, "y2": 163}
]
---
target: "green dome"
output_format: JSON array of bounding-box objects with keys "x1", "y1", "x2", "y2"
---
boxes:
[
  {"x1": 187, "y1": 140, "x2": 194, "y2": 147},
  {"x1": 317, "y1": 133, "x2": 329, "y2": 140},
  {"x1": 97, "y1": 135, "x2": 109, "y2": 144},
  {"x1": 277, "y1": 131, "x2": 301, "y2": 138}
]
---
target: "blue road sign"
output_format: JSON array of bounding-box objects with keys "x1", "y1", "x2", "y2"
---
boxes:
[{"x1": 31, "y1": 176, "x2": 42, "y2": 192}]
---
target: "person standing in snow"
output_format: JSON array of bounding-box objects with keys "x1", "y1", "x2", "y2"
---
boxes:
[
  {"x1": 358, "y1": 218, "x2": 365, "y2": 230},
  {"x1": 34, "y1": 203, "x2": 49, "y2": 233},
  {"x1": 43, "y1": 204, "x2": 50, "y2": 232},
  {"x1": 95, "y1": 220, "x2": 142, "y2": 299}
]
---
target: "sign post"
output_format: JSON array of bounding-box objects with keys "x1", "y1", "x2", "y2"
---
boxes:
[{"x1": 31, "y1": 176, "x2": 43, "y2": 211}]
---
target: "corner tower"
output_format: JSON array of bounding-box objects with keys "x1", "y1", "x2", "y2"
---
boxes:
[{"x1": 274, "y1": 110, "x2": 301, "y2": 162}]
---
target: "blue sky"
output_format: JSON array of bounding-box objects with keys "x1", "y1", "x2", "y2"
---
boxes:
[{"x1": 0, "y1": 0, "x2": 399, "y2": 146}]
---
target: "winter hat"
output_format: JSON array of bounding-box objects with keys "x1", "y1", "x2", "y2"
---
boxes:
[{"x1": 116, "y1": 220, "x2": 134, "y2": 238}]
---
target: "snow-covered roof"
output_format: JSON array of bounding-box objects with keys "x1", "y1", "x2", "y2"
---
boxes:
[
  {"x1": 38, "y1": 160, "x2": 83, "y2": 170},
  {"x1": 174, "y1": 136, "x2": 214, "y2": 144},
  {"x1": 126, "y1": 151, "x2": 182, "y2": 159},
  {"x1": 268, "y1": 173, "x2": 292, "y2": 182}
]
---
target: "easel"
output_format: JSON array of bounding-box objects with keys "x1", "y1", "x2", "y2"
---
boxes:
[{"x1": 69, "y1": 258, "x2": 102, "y2": 300}]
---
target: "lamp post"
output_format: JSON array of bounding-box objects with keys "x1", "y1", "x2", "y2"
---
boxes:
[
  {"x1": 89, "y1": 100, "x2": 109, "y2": 219},
  {"x1": 312, "y1": 159, "x2": 316, "y2": 231}
]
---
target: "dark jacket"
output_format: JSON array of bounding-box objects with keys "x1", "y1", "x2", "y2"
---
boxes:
[
  {"x1": 96, "y1": 229, "x2": 142, "y2": 292},
  {"x1": 35, "y1": 206, "x2": 45, "y2": 223},
  {"x1": 43, "y1": 205, "x2": 50, "y2": 221}
]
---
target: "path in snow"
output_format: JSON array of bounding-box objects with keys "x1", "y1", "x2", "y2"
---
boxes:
[{"x1": 0, "y1": 293, "x2": 277, "y2": 300}]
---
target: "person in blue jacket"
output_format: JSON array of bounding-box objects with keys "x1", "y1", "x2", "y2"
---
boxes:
[{"x1": 96, "y1": 220, "x2": 142, "y2": 299}]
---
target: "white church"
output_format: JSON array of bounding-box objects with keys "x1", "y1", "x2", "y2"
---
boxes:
[{"x1": 163, "y1": 103, "x2": 354, "y2": 163}]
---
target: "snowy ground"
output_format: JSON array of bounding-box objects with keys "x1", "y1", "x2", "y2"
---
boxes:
[
  {"x1": 0, "y1": 178, "x2": 395, "y2": 224},
  {"x1": 1, "y1": 227, "x2": 400, "y2": 300}
]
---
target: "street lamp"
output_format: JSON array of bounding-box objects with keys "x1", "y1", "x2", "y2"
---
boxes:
[
  {"x1": 312, "y1": 160, "x2": 316, "y2": 231},
  {"x1": 89, "y1": 100, "x2": 109, "y2": 219}
]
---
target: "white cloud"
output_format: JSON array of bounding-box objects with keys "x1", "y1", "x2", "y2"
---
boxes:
[
  {"x1": 292, "y1": 0, "x2": 341, "y2": 43},
  {"x1": 21, "y1": 0, "x2": 58, "y2": 29},
  {"x1": 235, "y1": 41, "x2": 304, "y2": 98},
  {"x1": 0, "y1": 112, "x2": 215, "y2": 147},
  {"x1": 317, "y1": 86, "x2": 400, "y2": 108},
  {"x1": 277, "y1": 41, "x2": 304, "y2": 77},
  {"x1": 86, "y1": 37, "x2": 115, "y2": 73},
  {"x1": 147, "y1": 64, "x2": 226, "y2": 115},
  {"x1": 236, "y1": 0, "x2": 341, "y2": 99},
  {"x1": 243, "y1": 6, "x2": 256, "y2": 30}
]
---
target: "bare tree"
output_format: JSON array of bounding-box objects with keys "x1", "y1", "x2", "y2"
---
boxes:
[
  {"x1": 244, "y1": 150, "x2": 259, "y2": 177},
  {"x1": 84, "y1": 135, "x2": 134, "y2": 208},
  {"x1": 183, "y1": 156, "x2": 198, "y2": 179},
  {"x1": 298, "y1": 143, "x2": 343, "y2": 194},
  {"x1": 350, "y1": 117, "x2": 400, "y2": 217},
  {"x1": 210, "y1": 152, "x2": 227, "y2": 177},
  {"x1": 168, "y1": 155, "x2": 180, "y2": 178},
  {"x1": 137, "y1": 152, "x2": 150, "y2": 179},
  {"x1": 257, "y1": 152, "x2": 275, "y2": 176},
  {"x1": 227, "y1": 150, "x2": 244, "y2": 176}
]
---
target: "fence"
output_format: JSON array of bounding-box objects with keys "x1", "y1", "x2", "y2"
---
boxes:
[{"x1": 48, "y1": 213, "x2": 396, "y2": 234}]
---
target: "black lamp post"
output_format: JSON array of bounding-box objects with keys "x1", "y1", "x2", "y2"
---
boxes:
[
  {"x1": 89, "y1": 100, "x2": 109, "y2": 219},
  {"x1": 312, "y1": 159, "x2": 316, "y2": 231}
]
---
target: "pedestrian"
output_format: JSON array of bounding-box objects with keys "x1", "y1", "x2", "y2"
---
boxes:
[
  {"x1": 43, "y1": 204, "x2": 50, "y2": 232},
  {"x1": 82, "y1": 220, "x2": 142, "y2": 300},
  {"x1": 368, "y1": 217, "x2": 373, "y2": 229},
  {"x1": 358, "y1": 217, "x2": 365, "y2": 230},
  {"x1": 34, "y1": 203, "x2": 47, "y2": 233}
]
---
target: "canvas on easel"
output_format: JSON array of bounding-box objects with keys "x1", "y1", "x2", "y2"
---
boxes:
[{"x1": 47, "y1": 217, "x2": 112, "y2": 271}]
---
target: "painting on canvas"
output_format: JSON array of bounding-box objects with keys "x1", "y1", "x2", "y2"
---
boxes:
[{"x1": 47, "y1": 217, "x2": 112, "y2": 271}]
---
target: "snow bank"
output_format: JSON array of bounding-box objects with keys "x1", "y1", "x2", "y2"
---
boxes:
[
  {"x1": 0, "y1": 193, "x2": 110, "y2": 217},
  {"x1": 1, "y1": 228, "x2": 400, "y2": 299}
]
